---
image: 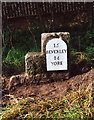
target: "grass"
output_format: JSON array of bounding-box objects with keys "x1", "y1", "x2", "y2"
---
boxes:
[
  {"x1": 2, "y1": 26, "x2": 94, "y2": 76},
  {"x1": 1, "y1": 89, "x2": 93, "y2": 119}
]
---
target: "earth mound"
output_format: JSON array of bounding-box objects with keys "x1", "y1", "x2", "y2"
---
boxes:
[{"x1": 2, "y1": 69, "x2": 93, "y2": 107}]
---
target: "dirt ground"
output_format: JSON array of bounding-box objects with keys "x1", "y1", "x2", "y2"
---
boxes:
[{"x1": 2, "y1": 69, "x2": 93, "y2": 107}]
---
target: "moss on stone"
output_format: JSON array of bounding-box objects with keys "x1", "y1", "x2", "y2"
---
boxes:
[{"x1": 26, "y1": 54, "x2": 46, "y2": 76}]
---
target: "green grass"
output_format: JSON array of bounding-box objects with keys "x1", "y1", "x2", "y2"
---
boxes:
[
  {"x1": 2, "y1": 47, "x2": 26, "y2": 75},
  {"x1": 2, "y1": 26, "x2": 94, "y2": 76},
  {"x1": 2, "y1": 89, "x2": 93, "y2": 119},
  {"x1": 2, "y1": 27, "x2": 41, "y2": 75}
]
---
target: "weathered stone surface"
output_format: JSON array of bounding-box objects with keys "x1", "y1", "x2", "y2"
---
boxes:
[
  {"x1": 9, "y1": 74, "x2": 28, "y2": 90},
  {"x1": 41, "y1": 32, "x2": 70, "y2": 55},
  {"x1": 25, "y1": 52, "x2": 46, "y2": 76},
  {"x1": 25, "y1": 32, "x2": 70, "y2": 84}
]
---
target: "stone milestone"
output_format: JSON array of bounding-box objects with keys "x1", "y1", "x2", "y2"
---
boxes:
[
  {"x1": 46, "y1": 38, "x2": 67, "y2": 71},
  {"x1": 25, "y1": 32, "x2": 70, "y2": 83}
]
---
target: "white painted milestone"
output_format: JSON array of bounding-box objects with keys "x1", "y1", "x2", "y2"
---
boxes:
[{"x1": 46, "y1": 38, "x2": 67, "y2": 71}]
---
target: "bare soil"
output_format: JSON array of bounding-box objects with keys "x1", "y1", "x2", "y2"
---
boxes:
[{"x1": 2, "y1": 69, "x2": 93, "y2": 107}]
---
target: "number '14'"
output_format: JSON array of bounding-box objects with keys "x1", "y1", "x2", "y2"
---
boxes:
[{"x1": 54, "y1": 56, "x2": 59, "y2": 60}]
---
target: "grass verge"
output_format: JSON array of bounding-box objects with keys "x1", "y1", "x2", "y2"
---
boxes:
[{"x1": 2, "y1": 89, "x2": 93, "y2": 119}]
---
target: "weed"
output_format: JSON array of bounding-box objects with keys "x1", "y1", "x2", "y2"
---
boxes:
[{"x1": 2, "y1": 89, "x2": 93, "y2": 119}]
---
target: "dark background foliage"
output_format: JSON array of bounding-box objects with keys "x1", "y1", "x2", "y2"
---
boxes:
[{"x1": 2, "y1": 2, "x2": 94, "y2": 76}]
